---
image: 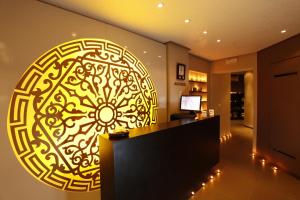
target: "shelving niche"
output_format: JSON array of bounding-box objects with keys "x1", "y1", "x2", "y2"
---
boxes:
[{"x1": 188, "y1": 70, "x2": 208, "y2": 111}]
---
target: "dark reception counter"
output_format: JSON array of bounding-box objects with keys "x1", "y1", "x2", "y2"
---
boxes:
[{"x1": 99, "y1": 116, "x2": 220, "y2": 200}]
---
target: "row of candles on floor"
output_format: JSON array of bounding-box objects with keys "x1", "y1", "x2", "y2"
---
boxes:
[
  {"x1": 189, "y1": 157, "x2": 279, "y2": 198},
  {"x1": 220, "y1": 133, "x2": 232, "y2": 143},
  {"x1": 189, "y1": 134, "x2": 230, "y2": 197},
  {"x1": 190, "y1": 169, "x2": 222, "y2": 197},
  {"x1": 251, "y1": 152, "x2": 279, "y2": 174},
  {"x1": 189, "y1": 134, "x2": 230, "y2": 198}
]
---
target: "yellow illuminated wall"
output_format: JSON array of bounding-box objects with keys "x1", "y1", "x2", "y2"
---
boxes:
[{"x1": 7, "y1": 39, "x2": 158, "y2": 192}]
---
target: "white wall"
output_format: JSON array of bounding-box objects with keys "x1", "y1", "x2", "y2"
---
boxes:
[
  {"x1": 166, "y1": 42, "x2": 190, "y2": 119},
  {"x1": 211, "y1": 74, "x2": 231, "y2": 136},
  {"x1": 0, "y1": 1, "x2": 167, "y2": 200},
  {"x1": 244, "y1": 72, "x2": 254, "y2": 128}
]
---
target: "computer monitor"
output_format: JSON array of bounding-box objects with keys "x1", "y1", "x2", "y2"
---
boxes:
[{"x1": 180, "y1": 95, "x2": 201, "y2": 112}]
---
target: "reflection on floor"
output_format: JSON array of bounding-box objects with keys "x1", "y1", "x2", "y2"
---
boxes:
[{"x1": 189, "y1": 120, "x2": 300, "y2": 200}]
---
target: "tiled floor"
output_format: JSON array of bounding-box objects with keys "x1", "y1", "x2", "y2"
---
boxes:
[{"x1": 189, "y1": 121, "x2": 300, "y2": 200}]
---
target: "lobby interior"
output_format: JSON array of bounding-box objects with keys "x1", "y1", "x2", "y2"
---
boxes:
[{"x1": 1, "y1": 0, "x2": 300, "y2": 200}]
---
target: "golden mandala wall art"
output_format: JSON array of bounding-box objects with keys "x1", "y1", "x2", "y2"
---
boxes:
[{"x1": 7, "y1": 38, "x2": 158, "y2": 192}]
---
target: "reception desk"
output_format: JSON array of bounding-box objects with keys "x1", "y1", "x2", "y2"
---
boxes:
[{"x1": 99, "y1": 116, "x2": 220, "y2": 200}]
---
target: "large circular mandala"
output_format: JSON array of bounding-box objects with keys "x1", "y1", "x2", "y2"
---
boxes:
[{"x1": 7, "y1": 39, "x2": 158, "y2": 192}]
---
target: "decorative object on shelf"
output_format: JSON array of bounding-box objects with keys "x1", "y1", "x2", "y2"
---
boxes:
[
  {"x1": 202, "y1": 110, "x2": 208, "y2": 117},
  {"x1": 7, "y1": 38, "x2": 158, "y2": 192},
  {"x1": 209, "y1": 109, "x2": 215, "y2": 117},
  {"x1": 176, "y1": 63, "x2": 186, "y2": 80}
]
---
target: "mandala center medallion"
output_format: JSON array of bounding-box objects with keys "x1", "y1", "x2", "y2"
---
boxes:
[
  {"x1": 98, "y1": 106, "x2": 114, "y2": 123},
  {"x1": 7, "y1": 38, "x2": 158, "y2": 192}
]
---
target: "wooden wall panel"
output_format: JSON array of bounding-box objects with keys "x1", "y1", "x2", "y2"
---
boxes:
[{"x1": 258, "y1": 34, "x2": 300, "y2": 177}]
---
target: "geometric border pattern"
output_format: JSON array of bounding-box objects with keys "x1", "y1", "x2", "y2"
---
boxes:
[{"x1": 7, "y1": 39, "x2": 158, "y2": 192}]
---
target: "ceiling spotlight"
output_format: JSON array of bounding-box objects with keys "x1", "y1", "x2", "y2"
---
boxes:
[
  {"x1": 184, "y1": 19, "x2": 191, "y2": 23},
  {"x1": 281, "y1": 29, "x2": 287, "y2": 34},
  {"x1": 157, "y1": 2, "x2": 164, "y2": 8},
  {"x1": 217, "y1": 39, "x2": 221, "y2": 43},
  {"x1": 158, "y1": 55, "x2": 162, "y2": 58},
  {"x1": 203, "y1": 30, "x2": 208, "y2": 34},
  {"x1": 143, "y1": 50, "x2": 147, "y2": 54}
]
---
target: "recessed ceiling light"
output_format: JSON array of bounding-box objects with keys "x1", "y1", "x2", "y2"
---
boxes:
[
  {"x1": 217, "y1": 39, "x2": 221, "y2": 43},
  {"x1": 143, "y1": 50, "x2": 147, "y2": 54},
  {"x1": 184, "y1": 19, "x2": 191, "y2": 23},
  {"x1": 158, "y1": 55, "x2": 162, "y2": 58},
  {"x1": 281, "y1": 29, "x2": 287, "y2": 34},
  {"x1": 203, "y1": 30, "x2": 208, "y2": 34},
  {"x1": 157, "y1": 2, "x2": 164, "y2": 8}
]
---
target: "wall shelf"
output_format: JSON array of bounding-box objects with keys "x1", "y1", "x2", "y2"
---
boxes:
[
  {"x1": 188, "y1": 80, "x2": 207, "y2": 84},
  {"x1": 189, "y1": 91, "x2": 207, "y2": 93},
  {"x1": 188, "y1": 70, "x2": 208, "y2": 111}
]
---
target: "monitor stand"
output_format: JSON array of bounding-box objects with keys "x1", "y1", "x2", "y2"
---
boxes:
[{"x1": 189, "y1": 111, "x2": 197, "y2": 116}]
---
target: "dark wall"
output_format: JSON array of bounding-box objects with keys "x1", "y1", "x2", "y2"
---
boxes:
[{"x1": 258, "y1": 34, "x2": 300, "y2": 176}]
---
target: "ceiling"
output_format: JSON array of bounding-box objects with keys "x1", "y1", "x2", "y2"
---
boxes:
[{"x1": 43, "y1": 0, "x2": 300, "y2": 60}]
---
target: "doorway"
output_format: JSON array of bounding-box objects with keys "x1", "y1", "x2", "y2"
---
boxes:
[
  {"x1": 230, "y1": 73, "x2": 245, "y2": 120},
  {"x1": 230, "y1": 71, "x2": 254, "y2": 129}
]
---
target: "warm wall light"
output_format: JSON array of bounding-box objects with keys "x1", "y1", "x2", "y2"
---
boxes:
[
  {"x1": 71, "y1": 32, "x2": 77, "y2": 37},
  {"x1": 188, "y1": 70, "x2": 207, "y2": 82},
  {"x1": 184, "y1": 19, "x2": 191, "y2": 23},
  {"x1": 272, "y1": 166, "x2": 278, "y2": 174},
  {"x1": 7, "y1": 38, "x2": 158, "y2": 192},
  {"x1": 261, "y1": 159, "x2": 266, "y2": 166},
  {"x1": 157, "y1": 2, "x2": 164, "y2": 8},
  {"x1": 281, "y1": 29, "x2": 287, "y2": 34}
]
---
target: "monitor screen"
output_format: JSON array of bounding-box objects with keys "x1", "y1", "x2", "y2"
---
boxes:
[{"x1": 180, "y1": 96, "x2": 201, "y2": 111}]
